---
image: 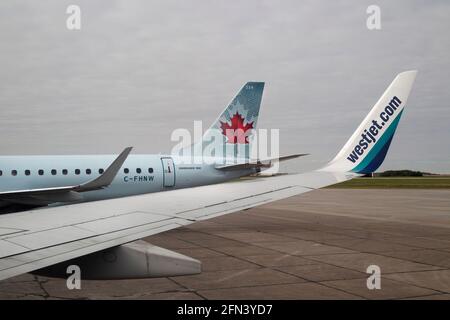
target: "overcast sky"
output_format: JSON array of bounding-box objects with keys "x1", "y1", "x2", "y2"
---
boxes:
[{"x1": 0, "y1": 0, "x2": 448, "y2": 173}]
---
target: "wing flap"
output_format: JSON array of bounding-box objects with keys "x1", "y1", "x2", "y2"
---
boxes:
[
  {"x1": 6, "y1": 226, "x2": 96, "y2": 251},
  {"x1": 181, "y1": 185, "x2": 309, "y2": 221},
  {"x1": 0, "y1": 240, "x2": 29, "y2": 257},
  {"x1": 75, "y1": 211, "x2": 175, "y2": 234}
]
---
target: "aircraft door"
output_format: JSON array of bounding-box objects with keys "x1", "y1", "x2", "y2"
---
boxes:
[{"x1": 161, "y1": 157, "x2": 175, "y2": 187}]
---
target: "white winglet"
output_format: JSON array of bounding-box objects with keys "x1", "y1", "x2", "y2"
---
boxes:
[{"x1": 322, "y1": 70, "x2": 417, "y2": 174}]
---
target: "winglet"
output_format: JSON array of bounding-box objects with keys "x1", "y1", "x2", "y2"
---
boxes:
[
  {"x1": 322, "y1": 71, "x2": 417, "y2": 174},
  {"x1": 75, "y1": 147, "x2": 133, "y2": 192}
]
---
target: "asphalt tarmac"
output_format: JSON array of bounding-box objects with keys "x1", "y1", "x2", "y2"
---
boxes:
[{"x1": 1, "y1": 189, "x2": 450, "y2": 299}]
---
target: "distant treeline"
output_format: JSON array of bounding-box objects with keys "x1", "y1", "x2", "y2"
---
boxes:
[
  {"x1": 363, "y1": 170, "x2": 427, "y2": 177},
  {"x1": 377, "y1": 170, "x2": 424, "y2": 177}
]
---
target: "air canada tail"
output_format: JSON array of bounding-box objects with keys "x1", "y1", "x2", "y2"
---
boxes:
[
  {"x1": 322, "y1": 70, "x2": 417, "y2": 174},
  {"x1": 194, "y1": 82, "x2": 265, "y2": 160}
]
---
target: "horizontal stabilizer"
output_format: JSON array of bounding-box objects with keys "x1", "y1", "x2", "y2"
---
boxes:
[
  {"x1": 216, "y1": 153, "x2": 308, "y2": 171},
  {"x1": 263, "y1": 153, "x2": 309, "y2": 163}
]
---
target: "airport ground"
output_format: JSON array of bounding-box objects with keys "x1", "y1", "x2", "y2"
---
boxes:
[
  {"x1": 1, "y1": 179, "x2": 450, "y2": 300},
  {"x1": 330, "y1": 176, "x2": 450, "y2": 189}
]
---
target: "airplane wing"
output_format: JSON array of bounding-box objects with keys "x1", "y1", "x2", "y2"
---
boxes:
[
  {"x1": 0, "y1": 170, "x2": 356, "y2": 280},
  {"x1": 0, "y1": 70, "x2": 417, "y2": 281},
  {"x1": 0, "y1": 147, "x2": 132, "y2": 205}
]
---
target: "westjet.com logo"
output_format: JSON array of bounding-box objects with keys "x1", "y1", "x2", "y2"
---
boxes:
[{"x1": 347, "y1": 96, "x2": 402, "y2": 164}]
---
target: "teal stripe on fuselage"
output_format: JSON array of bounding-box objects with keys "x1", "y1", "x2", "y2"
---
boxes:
[{"x1": 351, "y1": 109, "x2": 404, "y2": 173}]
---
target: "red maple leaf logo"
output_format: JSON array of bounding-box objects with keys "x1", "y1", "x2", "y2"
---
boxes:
[{"x1": 220, "y1": 112, "x2": 254, "y2": 144}]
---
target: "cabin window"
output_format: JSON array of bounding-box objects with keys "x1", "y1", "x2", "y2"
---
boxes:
[
  {"x1": 99, "y1": 168, "x2": 104, "y2": 174},
  {"x1": 86, "y1": 169, "x2": 91, "y2": 175},
  {"x1": 148, "y1": 168, "x2": 153, "y2": 173},
  {"x1": 38, "y1": 169, "x2": 44, "y2": 176},
  {"x1": 75, "y1": 169, "x2": 80, "y2": 175},
  {"x1": 25, "y1": 170, "x2": 30, "y2": 176},
  {"x1": 0, "y1": 170, "x2": 2, "y2": 176},
  {"x1": 62, "y1": 169, "x2": 68, "y2": 175},
  {"x1": 51, "y1": 169, "x2": 57, "y2": 175},
  {"x1": 136, "y1": 168, "x2": 141, "y2": 174},
  {"x1": 124, "y1": 168, "x2": 129, "y2": 174},
  {"x1": 11, "y1": 170, "x2": 17, "y2": 176}
]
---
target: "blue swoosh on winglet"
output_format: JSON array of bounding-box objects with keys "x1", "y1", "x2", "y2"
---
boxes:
[{"x1": 351, "y1": 109, "x2": 404, "y2": 174}]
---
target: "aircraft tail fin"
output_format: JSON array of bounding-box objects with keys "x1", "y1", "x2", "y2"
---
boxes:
[
  {"x1": 322, "y1": 70, "x2": 417, "y2": 174},
  {"x1": 194, "y1": 82, "x2": 265, "y2": 160}
]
